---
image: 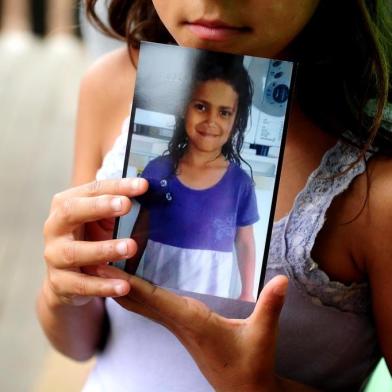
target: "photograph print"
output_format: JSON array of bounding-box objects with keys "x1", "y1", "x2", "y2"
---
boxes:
[{"x1": 114, "y1": 42, "x2": 294, "y2": 303}]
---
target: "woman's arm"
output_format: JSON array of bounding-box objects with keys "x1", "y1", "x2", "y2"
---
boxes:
[
  {"x1": 235, "y1": 225, "x2": 256, "y2": 302},
  {"x1": 362, "y1": 158, "x2": 392, "y2": 373},
  {"x1": 37, "y1": 48, "x2": 140, "y2": 360}
]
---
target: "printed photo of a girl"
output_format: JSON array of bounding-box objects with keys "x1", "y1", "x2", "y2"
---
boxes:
[{"x1": 128, "y1": 52, "x2": 259, "y2": 302}]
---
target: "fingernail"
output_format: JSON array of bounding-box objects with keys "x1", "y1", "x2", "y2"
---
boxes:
[
  {"x1": 111, "y1": 197, "x2": 122, "y2": 211},
  {"x1": 114, "y1": 282, "x2": 127, "y2": 296},
  {"x1": 116, "y1": 241, "x2": 128, "y2": 256}
]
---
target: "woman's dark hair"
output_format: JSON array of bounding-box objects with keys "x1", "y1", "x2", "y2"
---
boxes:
[
  {"x1": 84, "y1": 0, "x2": 392, "y2": 157},
  {"x1": 166, "y1": 53, "x2": 253, "y2": 170}
]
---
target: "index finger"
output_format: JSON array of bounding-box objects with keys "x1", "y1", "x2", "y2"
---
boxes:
[{"x1": 56, "y1": 178, "x2": 148, "y2": 202}]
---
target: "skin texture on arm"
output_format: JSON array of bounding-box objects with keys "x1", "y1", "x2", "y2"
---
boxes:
[
  {"x1": 37, "y1": 280, "x2": 107, "y2": 361},
  {"x1": 235, "y1": 225, "x2": 256, "y2": 302},
  {"x1": 362, "y1": 158, "x2": 392, "y2": 373},
  {"x1": 37, "y1": 48, "x2": 139, "y2": 361},
  {"x1": 37, "y1": 63, "x2": 112, "y2": 361}
]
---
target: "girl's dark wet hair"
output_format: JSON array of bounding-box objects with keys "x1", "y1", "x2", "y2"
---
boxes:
[
  {"x1": 85, "y1": 0, "x2": 392, "y2": 157},
  {"x1": 167, "y1": 53, "x2": 253, "y2": 171}
]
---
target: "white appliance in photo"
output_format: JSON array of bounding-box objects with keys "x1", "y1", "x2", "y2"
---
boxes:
[{"x1": 244, "y1": 59, "x2": 293, "y2": 157}]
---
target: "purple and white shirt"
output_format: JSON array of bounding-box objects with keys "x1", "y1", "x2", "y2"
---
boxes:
[{"x1": 137, "y1": 155, "x2": 259, "y2": 297}]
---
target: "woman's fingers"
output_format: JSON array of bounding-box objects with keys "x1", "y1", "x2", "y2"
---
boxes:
[
  {"x1": 54, "y1": 178, "x2": 148, "y2": 203},
  {"x1": 95, "y1": 265, "x2": 167, "y2": 323},
  {"x1": 41, "y1": 177, "x2": 149, "y2": 308},
  {"x1": 45, "y1": 178, "x2": 149, "y2": 236},
  {"x1": 97, "y1": 264, "x2": 217, "y2": 330},
  {"x1": 45, "y1": 195, "x2": 131, "y2": 236},
  {"x1": 243, "y1": 275, "x2": 287, "y2": 366},
  {"x1": 249, "y1": 275, "x2": 288, "y2": 332},
  {"x1": 98, "y1": 266, "x2": 288, "y2": 336},
  {"x1": 45, "y1": 238, "x2": 137, "y2": 270},
  {"x1": 47, "y1": 268, "x2": 130, "y2": 306}
]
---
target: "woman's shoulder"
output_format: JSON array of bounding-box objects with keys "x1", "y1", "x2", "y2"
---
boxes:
[
  {"x1": 80, "y1": 47, "x2": 137, "y2": 114},
  {"x1": 365, "y1": 155, "x2": 392, "y2": 237},
  {"x1": 359, "y1": 155, "x2": 392, "y2": 362},
  {"x1": 73, "y1": 47, "x2": 139, "y2": 184},
  {"x1": 83, "y1": 46, "x2": 136, "y2": 81},
  {"x1": 351, "y1": 155, "x2": 392, "y2": 271}
]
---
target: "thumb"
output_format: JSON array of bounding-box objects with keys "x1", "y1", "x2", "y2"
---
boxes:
[{"x1": 249, "y1": 275, "x2": 288, "y2": 331}]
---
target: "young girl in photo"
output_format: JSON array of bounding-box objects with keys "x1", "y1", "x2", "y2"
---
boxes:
[
  {"x1": 38, "y1": 1, "x2": 392, "y2": 391},
  {"x1": 135, "y1": 54, "x2": 258, "y2": 301}
]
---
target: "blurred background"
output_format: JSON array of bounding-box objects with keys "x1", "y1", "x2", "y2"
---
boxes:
[
  {"x1": 0, "y1": 0, "x2": 120, "y2": 390},
  {"x1": 0, "y1": 0, "x2": 390, "y2": 391}
]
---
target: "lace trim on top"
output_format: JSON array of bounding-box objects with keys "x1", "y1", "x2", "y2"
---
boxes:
[{"x1": 276, "y1": 141, "x2": 371, "y2": 313}]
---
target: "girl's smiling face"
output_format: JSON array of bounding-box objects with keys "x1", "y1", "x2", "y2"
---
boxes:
[
  {"x1": 185, "y1": 79, "x2": 238, "y2": 155},
  {"x1": 152, "y1": 0, "x2": 320, "y2": 57}
]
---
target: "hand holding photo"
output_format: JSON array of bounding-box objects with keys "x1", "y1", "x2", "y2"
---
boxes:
[{"x1": 114, "y1": 42, "x2": 294, "y2": 305}]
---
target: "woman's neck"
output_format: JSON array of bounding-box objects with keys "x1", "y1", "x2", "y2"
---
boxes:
[{"x1": 286, "y1": 101, "x2": 337, "y2": 154}]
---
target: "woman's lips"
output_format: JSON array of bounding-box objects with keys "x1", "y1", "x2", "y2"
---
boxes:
[{"x1": 185, "y1": 20, "x2": 250, "y2": 41}]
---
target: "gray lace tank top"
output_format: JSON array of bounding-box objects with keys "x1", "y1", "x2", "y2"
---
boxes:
[{"x1": 83, "y1": 117, "x2": 380, "y2": 392}]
